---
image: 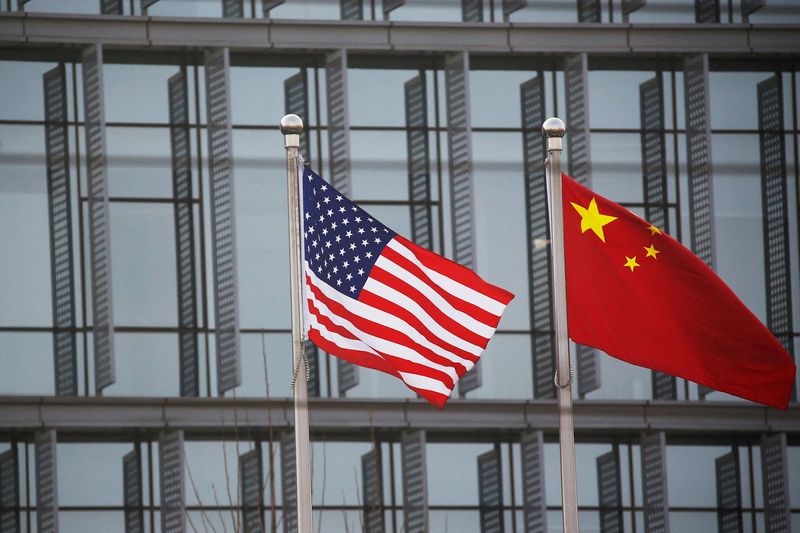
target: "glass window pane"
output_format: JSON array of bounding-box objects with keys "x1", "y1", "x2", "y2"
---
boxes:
[
  {"x1": 103, "y1": 334, "x2": 180, "y2": 397},
  {"x1": 105, "y1": 65, "x2": 192, "y2": 125},
  {"x1": 350, "y1": 130, "x2": 408, "y2": 201},
  {"x1": 108, "y1": 202, "x2": 178, "y2": 327},
  {"x1": 0, "y1": 333, "x2": 55, "y2": 395},
  {"x1": 349, "y1": 69, "x2": 415, "y2": 128},
  {"x1": 0, "y1": 125, "x2": 52, "y2": 326},
  {"x1": 0, "y1": 61, "x2": 61, "y2": 121},
  {"x1": 58, "y1": 443, "x2": 132, "y2": 505},
  {"x1": 106, "y1": 127, "x2": 174, "y2": 198},
  {"x1": 233, "y1": 129, "x2": 290, "y2": 329}
]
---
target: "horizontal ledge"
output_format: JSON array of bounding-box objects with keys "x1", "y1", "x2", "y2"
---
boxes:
[
  {"x1": 0, "y1": 396, "x2": 796, "y2": 443},
  {"x1": 1, "y1": 13, "x2": 799, "y2": 55}
]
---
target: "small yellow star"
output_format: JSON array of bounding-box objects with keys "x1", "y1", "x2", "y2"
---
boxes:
[
  {"x1": 644, "y1": 244, "x2": 660, "y2": 259},
  {"x1": 570, "y1": 198, "x2": 618, "y2": 243},
  {"x1": 648, "y1": 225, "x2": 662, "y2": 236},
  {"x1": 624, "y1": 256, "x2": 640, "y2": 272}
]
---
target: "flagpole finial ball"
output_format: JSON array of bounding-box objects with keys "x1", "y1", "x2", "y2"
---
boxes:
[
  {"x1": 542, "y1": 117, "x2": 566, "y2": 138},
  {"x1": 281, "y1": 114, "x2": 304, "y2": 135}
]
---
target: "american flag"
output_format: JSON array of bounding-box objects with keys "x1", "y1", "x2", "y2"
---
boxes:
[{"x1": 301, "y1": 166, "x2": 514, "y2": 408}]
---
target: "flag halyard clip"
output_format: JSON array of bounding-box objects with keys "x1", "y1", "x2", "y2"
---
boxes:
[
  {"x1": 553, "y1": 362, "x2": 574, "y2": 389},
  {"x1": 290, "y1": 335, "x2": 310, "y2": 390}
]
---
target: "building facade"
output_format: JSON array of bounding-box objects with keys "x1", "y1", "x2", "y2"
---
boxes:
[{"x1": 0, "y1": 0, "x2": 799, "y2": 531}]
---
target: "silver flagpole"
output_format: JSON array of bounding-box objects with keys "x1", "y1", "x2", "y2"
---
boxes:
[
  {"x1": 281, "y1": 114, "x2": 313, "y2": 533},
  {"x1": 543, "y1": 117, "x2": 580, "y2": 533}
]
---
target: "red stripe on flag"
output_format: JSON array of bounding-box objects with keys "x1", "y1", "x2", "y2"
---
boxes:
[
  {"x1": 366, "y1": 266, "x2": 490, "y2": 350},
  {"x1": 307, "y1": 297, "x2": 457, "y2": 390},
  {"x1": 395, "y1": 235, "x2": 515, "y2": 305},
  {"x1": 306, "y1": 275, "x2": 467, "y2": 378},
  {"x1": 358, "y1": 288, "x2": 480, "y2": 365},
  {"x1": 379, "y1": 245, "x2": 502, "y2": 328}
]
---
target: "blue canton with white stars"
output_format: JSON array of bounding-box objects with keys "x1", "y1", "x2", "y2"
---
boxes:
[{"x1": 302, "y1": 167, "x2": 396, "y2": 299}]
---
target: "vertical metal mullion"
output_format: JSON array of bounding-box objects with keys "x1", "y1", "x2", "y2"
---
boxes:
[
  {"x1": 312, "y1": 65, "x2": 331, "y2": 397},
  {"x1": 326, "y1": 49, "x2": 358, "y2": 395},
  {"x1": 159, "y1": 430, "x2": 186, "y2": 533},
  {"x1": 169, "y1": 67, "x2": 200, "y2": 398},
  {"x1": 304, "y1": 339, "x2": 321, "y2": 398},
  {"x1": 43, "y1": 63, "x2": 78, "y2": 397},
  {"x1": 401, "y1": 431, "x2": 428, "y2": 533},
  {"x1": 205, "y1": 48, "x2": 242, "y2": 395},
  {"x1": 520, "y1": 431, "x2": 546, "y2": 533},
  {"x1": 444, "y1": 52, "x2": 481, "y2": 396},
  {"x1": 123, "y1": 445, "x2": 144, "y2": 533},
  {"x1": 147, "y1": 440, "x2": 155, "y2": 533},
  {"x1": 240, "y1": 448, "x2": 264, "y2": 533},
  {"x1": 597, "y1": 446, "x2": 623, "y2": 533},
  {"x1": 284, "y1": 69, "x2": 311, "y2": 159},
  {"x1": 478, "y1": 448, "x2": 504, "y2": 533},
  {"x1": 35, "y1": 430, "x2": 58, "y2": 533},
  {"x1": 280, "y1": 432, "x2": 298, "y2": 533},
  {"x1": 82, "y1": 43, "x2": 116, "y2": 394},
  {"x1": 445, "y1": 51, "x2": 476, "y2": 269},
  {"x1": 564, "y1": 53, "x2": 601, "y2": 398},
  {"x1": 684, "y1": 54, "x2": 717, "y2": 399},
  {"x1": 405, "y1": 73, "x2": 433, "y2": 251},
  {"x1": 521, "y1": 74, "x2": 555, "y2": 401},
  {"x1": 627, "y1": 440, "x2": 637, "y2": 533},
  {"x1": 0, "y1": 445, "x2": 20, "y2": 533},
  {"x1": 715, "y1": 449, "x2": 743, "y2": 533},
  {"x1": 684, "y1": 55, "x2": 716, "y2": 269},
  {"x1": 69, "y1": 61, "x2": 91, "y2": 397},
  {"x1": 192, "y1": 62, "x2": 213, "y2": 398},
  {"x1": 326, "y1": 49, "x2": 351, "y2": 196},
  {"x1": 389, "y1": 441, "x2": 398, "y2": 533},
  {"x1": 362, "y1": 448, "x2": 385, "y2": 533},
  {"x1": 794, "y1": 68, "x2": 800, "y2": 403},
  {"x1": 757, "y1": 74, "x2": 796, "y2": 404},
  {"x1": 507, "y1": 441, "x2": 517, "y2": 533},
  {"x1": 760, "y1": 433, "x2": 790, "y2": 533},
  {"x1": 640, "y1": 432, "x2": 669, "y2": 533},
  {"x1": 640, "y1": 72, "x2": 677, "y2": 401}
]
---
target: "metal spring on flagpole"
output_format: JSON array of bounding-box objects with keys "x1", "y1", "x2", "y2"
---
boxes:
[
  {"x1": 554, "y1": 363, "x2": 574, "y2": 389},
  {"x1": 290, "y1": 336, "x2": 310, "y2": 390}
]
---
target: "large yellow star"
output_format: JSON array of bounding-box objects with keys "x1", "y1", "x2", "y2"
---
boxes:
[
  {"x1": 623, "y1": 256, "x2": 640, "y2": 272},
  {"x1": 570, "y1": 198, "x2": 618, "y2": 242},
  {"x1": 644, "y1": 244, "x2": 660, "y2": 259}
]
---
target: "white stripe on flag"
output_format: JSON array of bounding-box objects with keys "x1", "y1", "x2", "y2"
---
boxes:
[
  {"x1": 373, "y1": 255, "x2": 495, "y2": 338},
  {"x1": 387, "y1": 238, "x2": 507, "y2": 316},
  {"x1": 306, "y1": 270, "x2": 462, "y2": 382},
  {"x1": 398, "y1": 371, "x2": 452, "y2": 396},
  {"x1": 308, "y1": 308, "x2": 451, "y2": 396},
  {"x1": 306, "y1": 264, "x2": 477, "y2": 367},
  {"x1": 364, "y1": 275, "x2": 486, "y2": 354}
]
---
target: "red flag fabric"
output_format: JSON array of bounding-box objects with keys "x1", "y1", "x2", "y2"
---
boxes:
[
  {"x1": 562, "y1": 174, "x2": 796, "y2": 410},
  {"x1": 301, "y1": 166, "x2": 514, "y2": 409}
]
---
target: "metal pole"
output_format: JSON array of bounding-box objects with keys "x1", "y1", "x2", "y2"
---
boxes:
[
  {"x1": 281, "y1": 113, "x2": 313, "y2": 533},
  {"x1": 543, "y1": 117, "x2": 580, "y2": 533}
]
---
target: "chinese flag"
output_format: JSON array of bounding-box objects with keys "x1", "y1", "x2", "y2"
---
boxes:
[{"x1": 562, "y1": 174, "x2": 796, "y2": 410}]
